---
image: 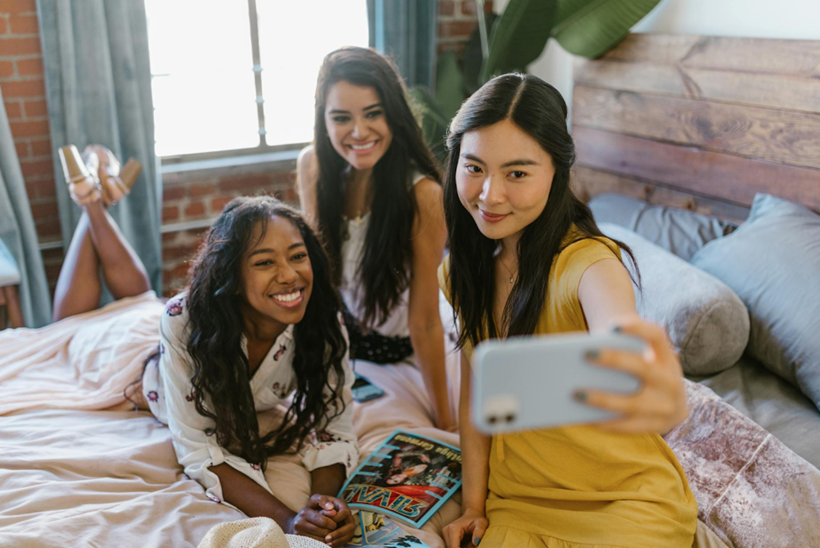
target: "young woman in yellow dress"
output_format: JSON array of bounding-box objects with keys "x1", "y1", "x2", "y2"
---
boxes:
[{"x1": 440, "y1": 74, "x2": 698, "y2": 548}]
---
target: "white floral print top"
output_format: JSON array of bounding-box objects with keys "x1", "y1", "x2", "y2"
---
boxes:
[{"x1": 143, "y1": 292, "x2": 359, "y2": 505}]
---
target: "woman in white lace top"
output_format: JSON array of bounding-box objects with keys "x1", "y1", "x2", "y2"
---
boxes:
[{"x1": 297, "y1": 47, "x2": 456, "y2": 431}]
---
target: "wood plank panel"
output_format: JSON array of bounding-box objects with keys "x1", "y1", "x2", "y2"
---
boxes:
[
  {"x1": 602, "y1": 34, "x2": 820, "y2": 76},
  {"x1": 572, "y1": 166, "x2": 750, "y2": 224},
  {"x1": 690, "y1": 68, "x2": 820, "y2": 114},
  {"x1": 574, "y1": 60, "x2": 820, "y2": 114},
  {"x1": 574, "y1": 60, "x2": 689, "y2": 96},
  {"x1": 572, "y1": 85, "x2": 820, "y2": 170},
  {"x1": 572, "y1": 127, "x2": 820, "y2": 212},
  {"x1": 682, "y1": 37, "x2": 820, "y2": 76},
  {"x1": 602, "y1": 34, "x2": 700, "y2": 64}
]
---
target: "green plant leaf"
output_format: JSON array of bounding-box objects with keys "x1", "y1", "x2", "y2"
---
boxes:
[
  {"x1": 463, "y1": 11, "x2": 499, "y2": 95},
  {"x1": 483, "y1": 0, "x2": 557, "y2": 81},
  {"x1": 435, "y1": 49, "x2": 466, "y2": 121},
  {"x1": 552, "y1": 0, "x2": 662, "y2": 59},
  {"x1": 408, "y1": 86, "x2": 450, "y2": 163}
]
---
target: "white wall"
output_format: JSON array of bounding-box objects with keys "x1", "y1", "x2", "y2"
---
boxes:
[
  {"x1": 633, "y1": 0, "x2": 820, "y2": 40},
  {"x1": 493, "y1": 0, "x2": 820, "y2": 110}
]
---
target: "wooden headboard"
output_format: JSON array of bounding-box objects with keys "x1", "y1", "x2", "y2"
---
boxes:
[{"x1": 571, "y1": 34, "x2": 820, "y2": 224}]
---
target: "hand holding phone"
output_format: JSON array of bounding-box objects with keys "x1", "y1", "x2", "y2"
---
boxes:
[{"x1": 471, "y1": 332, "x2": 644, "y2": 434}]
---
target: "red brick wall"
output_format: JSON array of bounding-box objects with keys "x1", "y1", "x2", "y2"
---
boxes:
[
  {"x1": 438, "y1": 0, "x2": 492, "y2": 54},
  {"x1": 0, "y1": 0, "x2": 485, "y2": 299},
  {"x1": 160, "y1": 166, "x2": 298, "y2": 297}
]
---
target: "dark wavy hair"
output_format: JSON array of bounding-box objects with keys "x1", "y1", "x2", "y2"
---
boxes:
[
  {"x1": 313, "y1": 46, "x2": 440, "y2": 328},
  {"x1": 184, "y1": 196, "x2": 347, "y2": 469},
  {"x1": 443, "y1": 74, "x2": 637, "y2": 348}
]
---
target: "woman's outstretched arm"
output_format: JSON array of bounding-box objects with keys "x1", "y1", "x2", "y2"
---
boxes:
[{"x1": 578, "y1": 258, "x2": 688, "y2": 435}]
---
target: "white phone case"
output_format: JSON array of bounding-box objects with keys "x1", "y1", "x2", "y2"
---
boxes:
[{"x1": 471, "y1": 332, "x2": 644, "y2": 434}]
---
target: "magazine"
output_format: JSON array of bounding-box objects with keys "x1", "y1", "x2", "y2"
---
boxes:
[
  {"x1": 344, "y1": 511, "x2": 431, "y2": 547},
  {"x1": 339, "y1": 430, "x2": 462, "y2": 528}
]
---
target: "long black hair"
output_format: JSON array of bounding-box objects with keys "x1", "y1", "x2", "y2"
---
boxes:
[
  {"x1": 443, "y1": 74, "x2": 637, "y2": 348},
  {"x1": 313, "y1": 46, "x2": 440, "y2": 328},
  {"x1": 184, "y1": 196, "x2": 347, "y2": 469}
]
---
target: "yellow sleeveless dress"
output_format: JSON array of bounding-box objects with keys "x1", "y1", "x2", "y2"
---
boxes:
[{"x1": 438, "y1": 234, "x2": 698, "y2": 548}]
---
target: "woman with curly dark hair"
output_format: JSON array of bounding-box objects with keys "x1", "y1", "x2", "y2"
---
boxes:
[
  {"x1": 0, "y1": 148, "x2": 358, "y2": 545},
  {"x1": 138, "y1": 196, "x2": 358, "y2": 547}
]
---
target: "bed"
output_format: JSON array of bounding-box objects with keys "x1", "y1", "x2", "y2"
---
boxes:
[{"x1": 2, "y1": 32, "x2": 820, "y2": 548}]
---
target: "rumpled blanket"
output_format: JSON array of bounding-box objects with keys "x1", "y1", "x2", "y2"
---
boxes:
[
  {"x1": 0, "y1": 291, "x2": 162, "y2": 414},
  {"x1": 665, "y1": 381, "x2": 820, "y2": 548}
]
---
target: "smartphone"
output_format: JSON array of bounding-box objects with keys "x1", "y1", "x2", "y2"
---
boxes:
[
  {"x1": 352, "y1": 373, "x2": 386, "y2": 403},
  {"x1": 471, "y1": 332, "x2": 644, "y2": 434}
]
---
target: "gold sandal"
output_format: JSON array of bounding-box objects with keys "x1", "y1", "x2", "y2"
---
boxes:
[
  {"x1": 58, "y1": 145, "x2": 101, "y2": 206},
  {"x1": 82, "y1": 145, "x2": 143, "y2": 207}
]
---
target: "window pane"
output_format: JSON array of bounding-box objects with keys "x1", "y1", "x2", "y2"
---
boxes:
[
  {"x1": 256, "y1": 0, "x2": 369, "y2": 146},
  {"x1": 145, "y1": 0, "x2": 259, "y2": 156}
]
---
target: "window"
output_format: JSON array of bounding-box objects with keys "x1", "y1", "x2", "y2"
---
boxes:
[{"x1": 145, "y1": 0, "x2": 369, "y2": 158}]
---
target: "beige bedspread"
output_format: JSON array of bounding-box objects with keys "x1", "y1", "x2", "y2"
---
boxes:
[
  {"x1": 0, "y1": 291, "x2": 162, "y2": 415},
  {"x1": 0, "y1": 408, "x2": 243, "y2": 547},
  {"x1": 0, "y1": 360, "x2": 459, "y2": 548}
]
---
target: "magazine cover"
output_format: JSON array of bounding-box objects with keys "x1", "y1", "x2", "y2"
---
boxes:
[
  {"x1": 339, "y1": 430, "x2": 462, "y2": 528},
  {"x1": 343, "y1": 511, "x2": 431, "y2": 547}
]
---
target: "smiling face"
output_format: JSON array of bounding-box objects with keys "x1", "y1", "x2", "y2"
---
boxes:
[
  {"x1": 238, "y1": 215, "x2": 314, "y2": 333},
  {"x1": 324, "y1": 80, "x2": 393, "y2": 171},
  {"x1": 456, "y1": 119, "x2": 556, "y2": 244}
]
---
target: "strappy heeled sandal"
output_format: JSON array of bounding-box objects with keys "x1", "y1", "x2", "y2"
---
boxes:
[
  {"x1": 82, "y1": 145, "x2": 143, "y2": 207},
  {"x1": 58, "y1": 145, "x2": 101, "y2": 206}
]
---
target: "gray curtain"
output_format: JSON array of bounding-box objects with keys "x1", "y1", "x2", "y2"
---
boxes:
[
  {"x1": 0, "y1": 88, "x2": 52, "y2": 328},
  {"x1": 368, "y1": 0, "x2": 438, "y2": 89},
  {"x1": 37, "y1": 0, "x2": 161, "y2": 293}
]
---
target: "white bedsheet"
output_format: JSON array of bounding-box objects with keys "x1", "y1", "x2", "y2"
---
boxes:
[
  {"x1": 0, "y1": 408, "x2": 242, "y2": 547},
  {"x1": 0, "y1": 359, "x2": 460, "y2": 548}
]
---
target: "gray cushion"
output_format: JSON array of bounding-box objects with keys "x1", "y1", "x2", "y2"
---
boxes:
[
  {"x1": 600, "y1": 222, "x2": 750, "y2": 375},
  {"x1": 590, "y1": 194, "x2": 735, "y2": 261},
  {"x1": 691, "y1": 194, "x2": 820, "y2": 411}
]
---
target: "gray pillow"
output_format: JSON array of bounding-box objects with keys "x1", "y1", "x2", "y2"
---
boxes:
[
  {"x1": 691, "y1": 194, "x2": 820, "y2": 411},
  {"x1": 600, "y1": 223, "x2": 750, "y2": 375},
  {"x1": 590, "y1": 194, "x2": 735, "y2": 261}
]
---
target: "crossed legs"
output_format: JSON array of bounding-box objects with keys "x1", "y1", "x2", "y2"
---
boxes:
[{"x1": 52, "y1": 199, "x2": 152, "y2": 322}]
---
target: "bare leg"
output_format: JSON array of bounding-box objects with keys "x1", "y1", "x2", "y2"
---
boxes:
[
  {"x1": 52, "y1": 213, "x2": 103, "y2": 322},
  {"x1": 83, "y1": 200, "x2": 152, "y2": 300},
  {"x1": 52, "y1": 200, "x2": 152, "y2": 322}
]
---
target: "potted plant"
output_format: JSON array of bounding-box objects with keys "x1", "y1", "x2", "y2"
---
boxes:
[{"x1": 411, "y1": 0, "x2": 662, "y2": 160}]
